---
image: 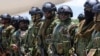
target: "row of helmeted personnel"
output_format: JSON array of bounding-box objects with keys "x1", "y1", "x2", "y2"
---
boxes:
[{"x1": 0, "y1": 0, "x2": 100, "y2": 56}]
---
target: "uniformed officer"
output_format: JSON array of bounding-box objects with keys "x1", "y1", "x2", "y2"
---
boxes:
[
  {"x1": 75, "y1": 0, "x2": 99, "y2": 56},
  {"x1": 11, "y1": 16, "x2": 30, "y2": 56},
  {"x1": 29, "y1": 7, "x2": 44, "y2": 56},
  {"x1": 52, "y1": 5, "x2": 73, "y2": 56},
  {"x1": 86, "y1": 3, "x2": 100, "y2": 56},
  {"x1": 77, "y1": 13, "x2": 85, "y2": 23},
  {"x1": 0, "y1": 13, "x2": 15, "y2": 56},
  {"x1": 41, "y1": 2, "x2": 58, "y2": 56}
]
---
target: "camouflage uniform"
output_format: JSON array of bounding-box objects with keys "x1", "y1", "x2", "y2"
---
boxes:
[
  {"x1": 86, "y1": 30, "x2": 100, "y2": 56},
  {"x1": 41, "y1": 2, "x2": 57, "y2": 56},
  {"x1": 38, "y1": 16, "x2": 59, "y2": 56},
  {"x1": 45, "y1": 18, "x2": 59, "y2": 56},
  {"x1": 0, "y1": 13, "x2": 15, "y2": 55},
  {"x1": 75, "y1": 20, "x2": 94, "y2": 56},
  {"x1": 29, "y1": 7, "x2": 44, "y2": 56},
  {"x1": 0, "y1": 25, "x2": 15, "y2": 53},
  {"x1": 11, "y1": 16, "x2": 30, "y2": 56},
  {"x1": 86, "y1": 3, "x2": 100, "y2": 56},
  {"x1": 53, "y1": 18, "x2": 72, "y2": 56},
  {"x1": 11, "y1": 29, "x2": 29, "y2": 56},
  {"x1": 69, "y1": 23, "x2": 78, "y2": 47},
  {"x1": 75, "y1": 0, "x2": 99, "y2": 55},
  {"x1": 27, "y1": 21, "x2": 43, "y2": 56},
  {"x1": 52, "y1": 5, "x2": 73, "y2": 56}
]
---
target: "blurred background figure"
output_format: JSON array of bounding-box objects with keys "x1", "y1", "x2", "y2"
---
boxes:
[{"x1": 77, "y1": 13, "x2": 85, "y2": 23}]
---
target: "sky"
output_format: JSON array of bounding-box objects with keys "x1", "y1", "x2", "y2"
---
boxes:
[{"x1": 19, "y1": 0, "x2": 100, "y2": 20}]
